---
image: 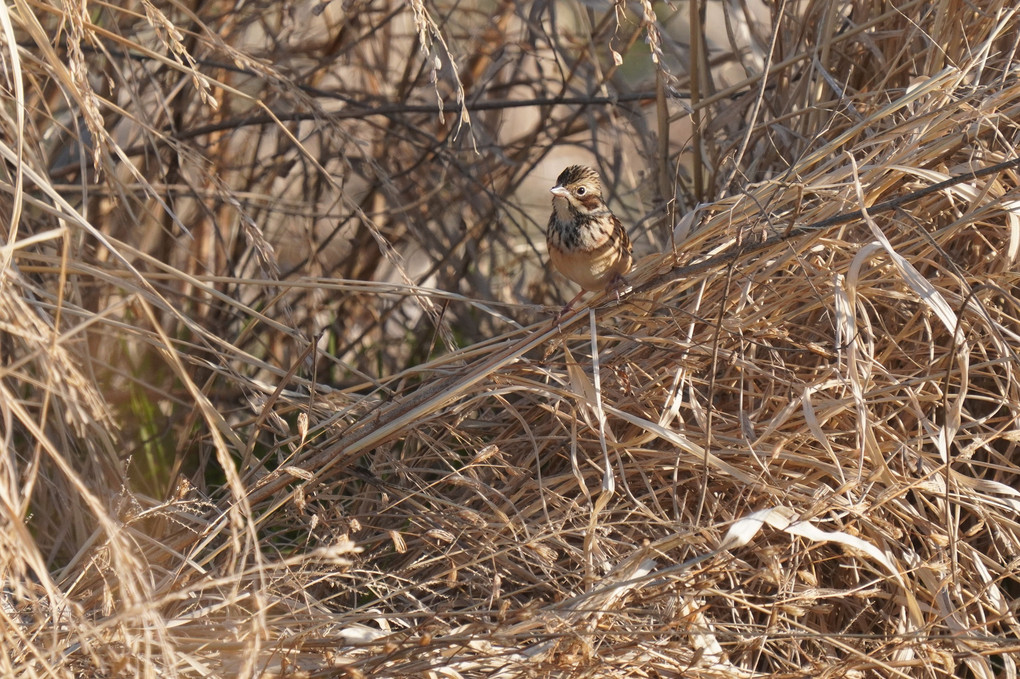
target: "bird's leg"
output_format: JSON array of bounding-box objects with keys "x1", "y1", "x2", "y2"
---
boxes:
[
  {"x1": 607, "y1": 272, "x2": 630, "y2": 304},
  {"x1": 555, "y1": 289, "x2": 587, "y2": 323}
]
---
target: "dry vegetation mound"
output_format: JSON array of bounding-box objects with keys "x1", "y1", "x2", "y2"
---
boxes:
[{"x1": 3, "y1": 0, "x2": 1020, "y2": 676}]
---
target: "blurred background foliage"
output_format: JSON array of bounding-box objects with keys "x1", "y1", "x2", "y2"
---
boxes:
[{"x1": 16, "y1": 0, "x2": 782, "y2": 384}]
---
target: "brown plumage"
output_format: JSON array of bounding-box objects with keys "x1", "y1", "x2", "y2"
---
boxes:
[{"x1": 546, "y1": 165, "x2": 633, "y2": 313}]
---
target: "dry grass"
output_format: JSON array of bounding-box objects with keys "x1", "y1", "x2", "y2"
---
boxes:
[{"x1": 3, "y1": 0, "x2": 1020, "y2": 676}]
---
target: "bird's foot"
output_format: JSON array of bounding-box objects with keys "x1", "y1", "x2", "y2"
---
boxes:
[
  {"x1": 554, "y1": 290, "x2": 587, "y2": 326},
  {"x1": 608, "y1": 273, "x2": 631, "y2": 304}
]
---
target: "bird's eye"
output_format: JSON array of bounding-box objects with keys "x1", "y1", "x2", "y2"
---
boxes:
[{"x1": 576, "y1": 187, "x2": 586, "y2": 195}]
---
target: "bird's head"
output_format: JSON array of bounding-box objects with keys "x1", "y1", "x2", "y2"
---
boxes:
[{"x1": 550, "y1": 165, "x2": 604, "y2": 217}]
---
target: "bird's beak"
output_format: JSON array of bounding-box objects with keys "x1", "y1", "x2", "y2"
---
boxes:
[{"x1": 550, "y1": 186, "x2": 570, "y2": 198}]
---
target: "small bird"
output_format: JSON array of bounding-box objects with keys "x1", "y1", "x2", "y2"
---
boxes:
[{"x1": 546, "y1": 165, "x2": 633, "y2": 314}]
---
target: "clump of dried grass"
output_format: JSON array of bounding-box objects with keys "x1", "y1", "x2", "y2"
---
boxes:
[{"x1": 3, "y1": 0, "x2": 1020, "y2": 676}]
